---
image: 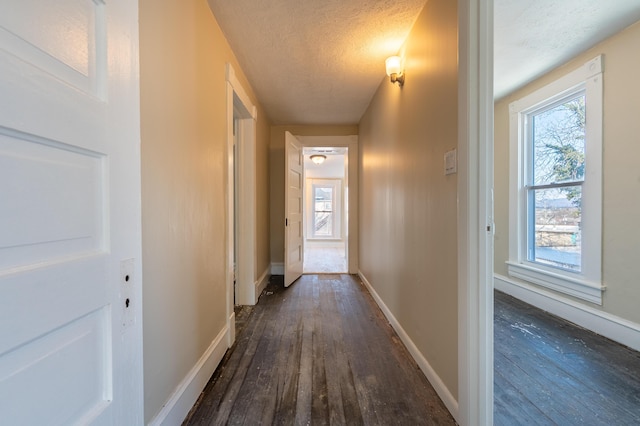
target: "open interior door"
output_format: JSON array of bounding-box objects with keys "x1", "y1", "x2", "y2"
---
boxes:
[
  {"x1": 284, "y1": 132, "x2": 304, "y2": 287},
  {"x1": 0, "y1": 1, "x2": 142, "y2": 424}
]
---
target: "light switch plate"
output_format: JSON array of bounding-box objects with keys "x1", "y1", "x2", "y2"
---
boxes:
[{"x1": 444, "y1": 149, "x2": 457, "y2": 175}]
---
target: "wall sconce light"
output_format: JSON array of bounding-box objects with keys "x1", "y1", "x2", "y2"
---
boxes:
[
  {"x1": 310, "y1": 154, "x2": 326, "y2": 165},
  {"x1": 385, "y1": 56, "x2": 405, "y2": 86}
]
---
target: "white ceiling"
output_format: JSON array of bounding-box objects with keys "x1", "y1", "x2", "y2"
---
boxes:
[
  {"x1": 208, "y1": 0, "x2": 427, "y2": 125},
  {"x1": 208, "y1": 0, "x2": 640, "y2": 125},
  {"x1": 304, "y1": 153, "x2": 346, "y2": 178},
  {"x1": 494, "y1": 0, "x2": 640, "y2": 100}
]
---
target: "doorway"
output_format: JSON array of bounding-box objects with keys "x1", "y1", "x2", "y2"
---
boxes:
[
  {"x1": 283, "y1": 134, "x2": 358, "y2": 279},
  {"x1": 303, "y1": 148, "x2": 348, "y2": 273},
  {"x1": 225, "y1": 63, "x2": 258, "y2": 347}
]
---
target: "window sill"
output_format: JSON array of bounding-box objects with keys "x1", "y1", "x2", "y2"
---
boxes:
[
  {"x1": 307, "y1": 237, "x2": 342, "y2": 241},
  {"x1": 506, "y1": 261, "x2": 604, "y2": 305}
]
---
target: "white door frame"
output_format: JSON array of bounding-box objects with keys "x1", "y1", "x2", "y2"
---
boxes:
[
  {"x1": 297, "y1": 135, "x2": 358, "y2": 274},
  {"x1": 458, "y1": 0, "x2": 494, "y2": 425},
  {"x1": 225, "y1": 63, "x2": 257, "y2": 345}
]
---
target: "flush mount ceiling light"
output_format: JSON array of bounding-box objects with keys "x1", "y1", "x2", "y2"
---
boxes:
[
  {"x1": 385, "y1": 55, "x2": 405, "y2": 87},
  {"x1": 310, "y1": 154, "x2": 326, "y2": 165}
]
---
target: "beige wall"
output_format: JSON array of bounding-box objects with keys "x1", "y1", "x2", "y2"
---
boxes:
[
  {"x1": 270, "y1": 125, "x2": 357, "y2": 263},
  {"x1": 256, "y1": 110, "x2": 271, "y2": 278},
  {"x1": 358, "y1": 0, "x2": 458, "y2": 399},
  {"x1": 494, "y1": 21, "x2": 640, "y2": 324},
  {"x1": 139, "y1": 0, "x2": 270, "y2": 421}
]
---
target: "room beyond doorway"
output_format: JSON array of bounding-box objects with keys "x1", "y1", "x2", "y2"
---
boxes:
[
  {"x1": 302, "y1": 146, "x2": 348, "y2": 274},
  {"x1": 304, "y1": 243, "x2": 347, "y2": 273}
]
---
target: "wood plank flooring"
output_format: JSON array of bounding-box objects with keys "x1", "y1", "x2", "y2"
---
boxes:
[
  {"x1": 494, "y1": 290, "x2": 640, "y2": 425},
  {"x1": 184, "y1": 274, "x2": 455, "y2": 425}
]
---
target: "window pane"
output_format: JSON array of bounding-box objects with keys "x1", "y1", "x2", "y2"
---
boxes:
[
  {"x1": 313, "y1": 186, "x2": 334, "y2": 237},
  {"x1": 314, "y1": 212, "x2": 332, "y2": 236},
  {"x1": 531, "y1": 95, "x2": 585, "y2": 185},
  {"x1": 529, "y1": 186, "x2": 581, "y2": 272},
  {"x1": 314, "y1": 187, "x2": 332, "y2": 208}
]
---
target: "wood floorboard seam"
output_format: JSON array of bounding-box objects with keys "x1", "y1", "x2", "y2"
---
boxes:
[
  {"x1": 185, "y1": 275, "x2": 456, "y2": 426},
  {"x1": 494, "y1": 290, "x2": 640, "y2": 425}
]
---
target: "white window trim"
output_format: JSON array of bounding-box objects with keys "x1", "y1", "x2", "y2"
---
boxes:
[
  {"x1": 508, "y1": 55, "x2": 605, "y2": 305},
  {"x1": 306, "y1": 178, "x2": 342, "y2": 240}
]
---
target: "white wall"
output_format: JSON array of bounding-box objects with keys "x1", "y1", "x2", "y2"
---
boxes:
[
  {"x1": 304, "y1": 153, "x2": 345, "y2": 243},
  {"x1": 304, "y1": 153, "x2": 345, "y2": 178}
]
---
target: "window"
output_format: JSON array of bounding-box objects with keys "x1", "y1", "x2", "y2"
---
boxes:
[
  {"x1": 313, "y1": 185, "x2": 334, "y2": 237},
  {"x1": 507, "y1": 56, "x2": 604, "y2": 304},
  {"x1": 307, "y1": 179, "x2": 342, "y2": 239},
  {"x1": 528, "y1": 93, "x2": 585, "y2": 271}
]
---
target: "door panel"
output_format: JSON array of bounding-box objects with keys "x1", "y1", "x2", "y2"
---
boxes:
[
  {"x1": 0, "y1": 132, "x2": 105, "y2": 270},
  {"x1": 0, "y1": 0, "x2": 141, "y2": 424},
  {"x1": 285, "y1": 132, "x2": 303, "y2": 287},
  {"x1": 0, "y1": 0, "x2": 106, "y2": 96},
  {"x1": 0, "y1": 307, "x2": 110, "y2": 425}
]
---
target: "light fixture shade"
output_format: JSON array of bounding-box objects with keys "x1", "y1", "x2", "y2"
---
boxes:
[
  {"x1": 385, "y1": 55, "x2": 405, "y2": 86},
  {"x1": 385, "y1": 56, "x2": 402, "y2": 76},
  {"x1": 310, "y1": 154, "x2": 326, "y2": 165}
]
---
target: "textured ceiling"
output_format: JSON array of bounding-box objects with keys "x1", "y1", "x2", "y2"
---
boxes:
[
  {"x1": 495, "y1": 0, "x2": 640, "y2": 100},
  {"x1": 208, "y1": 0, "x2": 427, "y2": 125},
  {"x1": 208, "y1": 1, "x2": 640, "y2": 124}
]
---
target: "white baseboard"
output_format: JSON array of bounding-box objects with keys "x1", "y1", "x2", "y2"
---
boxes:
[
  {"x1": 255, "y1": 267, "x2": 270, "y2": 301},
  {"x1": 495, "y1": 273, "x2": 640, "y2": 352},
  {"x1": 357, "y1": 271, "x2": 459, "y2": 422},
  {"x1": 271, "y1": 262, "x2": 284, "y2": 275},
  {"x1": 228, "y1": 312, "x2": 236, "y2": 347},
  {"x1": 148, "y1": 325, "x2": 230, "y2": 426}
]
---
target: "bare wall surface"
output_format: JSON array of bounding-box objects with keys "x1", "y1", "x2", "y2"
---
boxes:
[
  {"x1": 139, "y1": 0, "x2": 270, "y2": 421},
  {"x1": 358, "y1": 0, "x2": 459, "y2": 399},
  {"x1": 494, "y1": 21, "x2": 640, "y2": 324},
  {"x1": 270, "y1": 125, "x2": 358, "y2": 264},
  {"x1": 256, "y1": 108, "x2": 271, "y2": 279}
]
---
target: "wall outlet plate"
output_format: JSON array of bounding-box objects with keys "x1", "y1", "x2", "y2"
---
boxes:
[{"x1": 444, "y1": 149, "x2": 457, "y2": 175}]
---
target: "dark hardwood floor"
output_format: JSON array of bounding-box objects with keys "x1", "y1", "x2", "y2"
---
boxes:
[
  {"x1": 184, "y1": 274, "x2": 455, "y2": 425},
  {"x1": 495, "y1": 290, "x2": 640, "y2": 425}
]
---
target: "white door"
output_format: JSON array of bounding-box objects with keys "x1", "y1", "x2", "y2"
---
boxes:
[
  {"x1": 284, "y1": 132, "x2": 303, "y2": 287},
  {"x1": 0, "y1": 1, "x2": 142, "y2": 425}
]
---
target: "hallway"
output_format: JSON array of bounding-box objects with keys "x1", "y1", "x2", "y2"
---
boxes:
[
  {"x1": 137, "y1": 0, "x2": 470, "y2": 422},
  {"x1": 184, "y1": 275, "x2": 455, "y2": 425}
]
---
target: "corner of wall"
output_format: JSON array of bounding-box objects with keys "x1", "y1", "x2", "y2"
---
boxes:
[
  {"x1": 147, "y1": 325, "x2": 230, "y2": 426},
  {"x1": 358, "y1": 271, "x2": 460, "y2": 422},
  {"x1": 494, "y1": 274, "x2": 640, "y2": 352}
]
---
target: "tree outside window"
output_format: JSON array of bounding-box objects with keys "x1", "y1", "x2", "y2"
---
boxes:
[{"x1": 528, "y1": 94, "x2": 585, "y2": 271}]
